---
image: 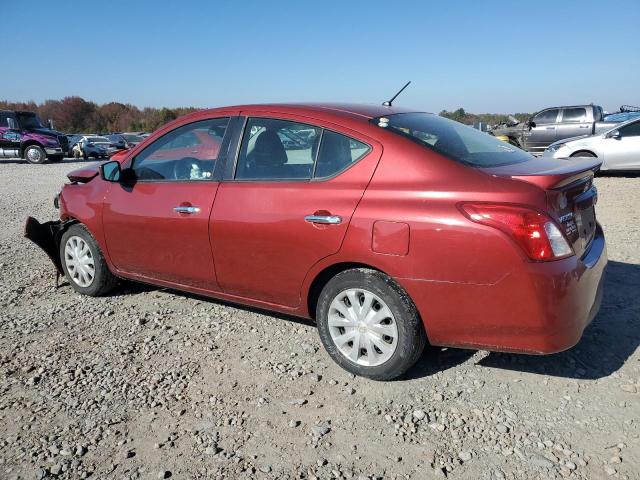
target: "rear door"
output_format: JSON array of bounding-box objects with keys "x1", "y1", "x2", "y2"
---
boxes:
[
  {"x1": 524, "y1": 108, "x2": 560, "y2": 155},
  {"x1": 556, "y1": 107, "x2": 592, "y2": 141},
  {"x1": 210, "y1": 113, "x2": 381, "y2": 307},
  {"x1": 602, "y1": 120, "x2": 640, "y2": 170},
  {"x1": 102, "y1": 116, "x2": 236, "y2": 290}
]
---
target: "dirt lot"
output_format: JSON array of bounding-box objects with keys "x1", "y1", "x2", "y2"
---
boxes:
[{"x1": 0, "y1": 159, "x2": 638, "y2": 480}]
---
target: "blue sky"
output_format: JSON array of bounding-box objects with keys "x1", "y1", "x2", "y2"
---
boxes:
[{"x1": 4, "y1": 0, "x2": 639, "y2": 113}]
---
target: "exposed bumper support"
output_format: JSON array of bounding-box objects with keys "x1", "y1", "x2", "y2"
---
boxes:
[{"x1": 24, "y1": 217, "x2": 65, "y2": 274}]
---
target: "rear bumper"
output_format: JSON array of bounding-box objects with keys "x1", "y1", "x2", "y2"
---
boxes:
[{"x1": 403, "y1": 224, "x2": 607, "y2": 354}]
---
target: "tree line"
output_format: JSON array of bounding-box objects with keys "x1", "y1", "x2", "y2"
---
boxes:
[
  {"x1": 439, "y1": 108, "x2": 531, "y2": 125},
  {"x1": 0, "y1": 97, "x2": 533, "y2": 134},
  {"x1": 0, "y1": 97, "x2": 199, "y2": 134}
]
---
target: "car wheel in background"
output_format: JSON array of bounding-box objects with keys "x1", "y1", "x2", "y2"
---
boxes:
[
  {"x1": 316, "y1": 268, "x2": 426, "y2": 380},
  {"x1": 59, "y1": 224, "x2": 118, "y2": 297},
  {"x1": 24, "y1": 145, "x2": 47, "y2": 164},
  {"x1": 82, "y1": 152, "x2": 88, "y2": 160},
  {"x1": 570, "y1": 151, "x2": 597, "y2": 158}
]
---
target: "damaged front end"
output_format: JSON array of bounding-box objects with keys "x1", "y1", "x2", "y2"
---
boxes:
[{"x1": 24, "y1": 216, "x2": 67, "y2": 275}]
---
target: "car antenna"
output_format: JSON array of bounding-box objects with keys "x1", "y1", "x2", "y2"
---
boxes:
[{"x1": 382, "y1": 81, "x2": 411, "y2": 107}]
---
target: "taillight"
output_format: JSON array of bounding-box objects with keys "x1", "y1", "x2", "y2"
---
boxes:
[{"x1": 460, "y1": 203, "x2": 573, "y2": 261}]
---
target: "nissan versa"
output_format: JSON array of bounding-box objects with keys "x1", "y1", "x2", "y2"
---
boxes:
[{"x1": 25, "y1": 103, "x2": 606, "y2": 380}]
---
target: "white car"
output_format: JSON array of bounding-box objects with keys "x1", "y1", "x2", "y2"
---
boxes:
[{"x1": 543, "y1": 118, "x2": 640, "y2": 171}]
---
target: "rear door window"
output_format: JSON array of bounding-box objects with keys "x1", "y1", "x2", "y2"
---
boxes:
[{"x1": 561, "y1": 108, "x2": 587, "y2": 123}]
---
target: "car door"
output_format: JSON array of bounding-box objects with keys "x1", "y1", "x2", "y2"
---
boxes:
[
  {"x1": 210, "y1": 113, "x2": 381, "y2": 307},
  {"x1": 102, "y1": 116, "x2": 236, "y2": 290},
  {"x1": 556, "y1": 107, "x2": 592, "y2": 140},
  {"x1": 602, "y1": 120, "x2": 640, "y2": 170},
  {"x1": 524, "y1": 108, "x2": 560, "y2": 154},
  {"x1": 0, "y1": 112, "x2": 21, "y2": 156}
]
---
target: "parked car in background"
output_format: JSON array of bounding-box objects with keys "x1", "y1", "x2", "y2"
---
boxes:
[
  {"x1": 543, "y1": 117, "x2": 640, "y2": 170},
  {"x1": 107, "y1": 133, "x2": 145, "y2": 150},
  {"x1": 66, "y1": 134, "x2": 83, "y2": 156},
  {"x1": 492, "y1": 104, "x2": 628, "y2": 155},
  {"x1": 72, "y1": 135, "x2": 113, "y2": 159},
  {"x1": 25, "y1": 103, "x2": 606, "y2": 380},
  {"x1": 0, "y1": 110, "x2": 68, "y2": 163},
  {"x1": 603, "y1": 111, "x2": 640, "y2": 123}
]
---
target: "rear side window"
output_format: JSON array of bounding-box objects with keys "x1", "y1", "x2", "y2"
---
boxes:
[
  {"x1": 374, "y1": 113, "x2": 533, "y2": 168},
  {"x1": 533, "y1": 109, "x2": 559, "y2": 124},
  {"x1": 561, "y1": 108, "x2": 587, "y2": 123},
  {"x1": 314, "y1": 131, "x2": 370, "y2": 178}
]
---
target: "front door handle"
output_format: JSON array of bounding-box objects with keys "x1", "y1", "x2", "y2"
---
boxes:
[
  {"x1": 174, "y1": 206, "x2": 201, "y2": 214},
  {"x1": 305, "y1": 214, "x2": 342, "y2": 225},
  {"x1": 545, "y1": 126, "x2": 555, "y2": 130}
]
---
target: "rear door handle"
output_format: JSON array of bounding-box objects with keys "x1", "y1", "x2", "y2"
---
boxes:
[
  {"x1": 174, "y1": 206, "x2": 201, "y2": 214},
  {"x1": 546, "y1": 126, "x2": 555, "y2": 130},
  {"x1": 304, "y1": 214, "x2": 342, "y2": 225}
]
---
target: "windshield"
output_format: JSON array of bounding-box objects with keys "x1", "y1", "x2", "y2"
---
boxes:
[
  {"x1": 16, "y1": 113, "x2": 45, "y2": 129},
  {"x1": 87, "y1": 136, "x2": 109, "y2": 143},
  {"x1": 373, "y1": 113, "x2": 533, "y2": 167}
]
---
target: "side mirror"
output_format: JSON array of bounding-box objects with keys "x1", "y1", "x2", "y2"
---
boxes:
[
  {"x1": 100, "y1": 160, "x2": 121, "y2": 182},
  {"x1": 607, "y1": 130, "x2": 621, "y2": 140},
  {"x1": 527, "y1": 120, "x2": 536, "y2": 129}
]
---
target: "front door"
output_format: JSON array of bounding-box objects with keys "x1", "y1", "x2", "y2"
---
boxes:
[
  {"x1": 602, "y1": 120, "x2": 640, "y2": 170},
  {"x1": 524, "y1": 108, "x2": 560, "y2": 154},
  {"x1": 211, "y1": 114, "x2": 381, "y2": 307},
  {"x1": 102, "y1": 117, "x2": 232, "y2": 290}
]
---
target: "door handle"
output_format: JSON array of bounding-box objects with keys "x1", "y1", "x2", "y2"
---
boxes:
[
  {"x1": 545, "y1": 126, "x2": 555, "y2": 130},
  {"x1": 173, "y1": 206, "x2": 201, "y2": 214},
  {"x1": 304, "y1": 214, "x2": 342, "y2": 225}
]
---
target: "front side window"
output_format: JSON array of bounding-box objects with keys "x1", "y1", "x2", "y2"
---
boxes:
[
  {"x1": 132, "y1": 118, "x2": 229, "y2": 181},
  {"x1": 374, "y1": 113, "x2": 533, "y2": 168},
  {"x1": 619, "y1": 120, "x2": 640, "y2": 138},
  {"x1": 315, "y1": 131, "x2": 370, "y2": 178},
  {"x1": 235, "y1": 118, "x2": 321, "y2": 180},
  {"x1": 533, "y1": 109, "x2": 559, "y2": 124},
  {"x1": 561, "y1": 108, "x2": 587, "y2": 123}
]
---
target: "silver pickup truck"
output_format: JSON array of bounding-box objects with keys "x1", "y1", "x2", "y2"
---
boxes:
[{"x1": 492, "y1": 104, "x2": 624, "y2": 155}]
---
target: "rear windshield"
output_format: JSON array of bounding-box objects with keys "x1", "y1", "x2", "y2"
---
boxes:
[{"x1": 373, "y1": 113, "x2": 533, "y2": 167}]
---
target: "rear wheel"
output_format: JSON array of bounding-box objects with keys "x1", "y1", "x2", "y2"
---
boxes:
[
  {"x1": 570, "y1": 151, "x2": 596, "y2": 158},
  {"x1": 24, "y1": 145, "x2": 47, "y2": 164},
  {"x1": 316, "y1": 268, "x2": 426, "y2": 380},
  {"x1": 59, "y1": 224, "x2": 118, "y2": 296}
]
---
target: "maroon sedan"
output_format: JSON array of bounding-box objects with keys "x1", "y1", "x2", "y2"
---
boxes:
[{"x1": 26, "y1": 103, "x2": 606, "y2": 380}]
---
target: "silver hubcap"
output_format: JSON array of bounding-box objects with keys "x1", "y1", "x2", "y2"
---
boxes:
[
  {"x1": 328, "y1": 288, "x2": 398, "y2": 367},
  {"x1": 27, "y1": 148, "x2": 43, "y2": 162},
  {"x1": 64, "y1": 236, "x2": 95, "y2": 288}
]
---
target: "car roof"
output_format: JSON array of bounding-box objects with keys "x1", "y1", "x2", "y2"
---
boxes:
[{"x1": 196, "y1": 103, "x2": 419, "y2": 123}]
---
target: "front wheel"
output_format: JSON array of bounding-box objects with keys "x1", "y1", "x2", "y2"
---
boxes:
[
  {"x1": 59, "y1": 224, "x2": 118, "y2": 296},
  {"x1": 316, "y1": 269, "x2": 426, "y2": 380},
  {"x1": 24, "y1": 145, "x2": 47, "y2": 164}
]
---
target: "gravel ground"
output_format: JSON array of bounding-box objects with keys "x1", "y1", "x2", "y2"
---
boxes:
[{"x1": 0, "y1": 158, "x2": 638, "y2": 480}]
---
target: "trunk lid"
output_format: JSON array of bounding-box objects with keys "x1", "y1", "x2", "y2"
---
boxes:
[{"x1": 484, "y1": 156, "x2": 602, "y2": 257}]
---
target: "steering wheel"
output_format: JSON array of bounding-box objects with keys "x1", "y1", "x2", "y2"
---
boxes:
[{"x1": 173, "y1": 157, "x2": 199, "y2": 180}]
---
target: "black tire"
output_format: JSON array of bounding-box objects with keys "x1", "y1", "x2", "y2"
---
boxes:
[
  {"x1": 316, "y1": 268, "x2": 426, "y2": 381},
  {"x1": 49, "y1": 155, "x2": 64, "y2": 163},
  {"x1": 23, "y1": 145, "x2": 47, "y2": 164},
  {"x1": 82, "y1": 152, "x2": 88, "y2": 160},
  {"x1": 570, "y1": 151, "x2": 597, "y2": 158},
  {"x1": 59, "y1": 224, "x2": 118, "y2": 297}
]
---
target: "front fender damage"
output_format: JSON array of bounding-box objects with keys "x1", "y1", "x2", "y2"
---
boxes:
[{"x1": 24, "y1": 216, "x2": 67, "y2": 275}]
